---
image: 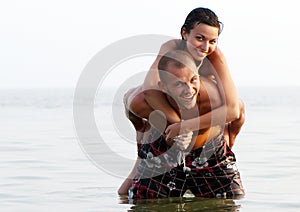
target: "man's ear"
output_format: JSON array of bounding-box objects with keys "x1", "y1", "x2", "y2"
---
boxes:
[{"x1": 158, "y1": 81, "x2": 166, "y2": 92}]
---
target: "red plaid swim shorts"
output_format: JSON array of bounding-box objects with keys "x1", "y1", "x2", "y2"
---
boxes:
[{"x1": 129, "y1": 128, "x2": 245, "y2": 199}]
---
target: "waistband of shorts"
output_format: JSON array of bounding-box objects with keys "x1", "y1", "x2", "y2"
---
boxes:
[{"x1": 190, "y1": 130, "x2": 224, "y2": 154}]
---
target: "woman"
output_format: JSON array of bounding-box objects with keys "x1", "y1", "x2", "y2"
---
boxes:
[{"x1": 119, "y1": 7, "x2": 245, "y2": 195}]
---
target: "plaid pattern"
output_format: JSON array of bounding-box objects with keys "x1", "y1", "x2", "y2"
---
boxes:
[{"x1": 129, "y1": 128, "x2": 244, "y2": 199}]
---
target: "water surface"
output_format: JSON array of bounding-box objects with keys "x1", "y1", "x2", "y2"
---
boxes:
[{"x1": 1, "y1": 87, "x2": 300, "y2": 211}]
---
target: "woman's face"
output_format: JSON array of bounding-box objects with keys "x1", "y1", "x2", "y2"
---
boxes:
[{"x1": 182, "y1": 23, "x2": 219, "y2": 62}]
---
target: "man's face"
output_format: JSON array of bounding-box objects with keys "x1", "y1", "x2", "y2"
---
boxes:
[{"x1": 161, "y1": 64, "x2": 200, "y2": 110}]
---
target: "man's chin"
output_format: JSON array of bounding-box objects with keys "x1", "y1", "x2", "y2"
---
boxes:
[{"x1": 181, "y1": 102, "x2": 196, "y2": 110}]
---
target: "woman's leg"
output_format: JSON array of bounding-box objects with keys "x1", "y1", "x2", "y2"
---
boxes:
[
  {"x1": 123, "y1": 86, "x2": 152, "y2": 131},
  {"x1": 224, "y1": 99, "x2": 245, "y2": 148}
]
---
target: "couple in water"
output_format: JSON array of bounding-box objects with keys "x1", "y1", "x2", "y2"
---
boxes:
[{"x1": 118, "y1": 7, "x2": 245, "y2": 199}]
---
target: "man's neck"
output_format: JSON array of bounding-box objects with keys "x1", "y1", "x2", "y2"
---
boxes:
[{"x1": 166, "y1": 94, "x2": 199, "y2": 120}]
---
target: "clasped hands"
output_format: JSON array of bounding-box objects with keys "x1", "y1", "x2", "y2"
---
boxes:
[{"x1": 165, "y1": 121, "x2": 193, "y2": 150}]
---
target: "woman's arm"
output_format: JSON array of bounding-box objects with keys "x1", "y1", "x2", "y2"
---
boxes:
[
  {"x1": 206, "y1": 47, "x2": 240, "y2": 121},
  {"x1": 165, "y1": 104, "x2": 229, "y2": 139},
  {"x1": 142, "y1": 39, "x2": 182, "y2": 123},
  {"x1": 165, "y1": 48, "x2": 240, "y2": 139}
]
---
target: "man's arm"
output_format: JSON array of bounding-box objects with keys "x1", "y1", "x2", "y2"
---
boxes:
[{"x1": 118, "y1": 157, "x2": 140, "y2": 195}]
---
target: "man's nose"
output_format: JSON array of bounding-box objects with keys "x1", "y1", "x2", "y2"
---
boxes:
[{"x1": 183, "y1": 83, "x2": 193, "y2": 94}]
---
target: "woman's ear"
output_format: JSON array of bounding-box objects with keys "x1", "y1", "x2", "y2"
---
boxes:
[{"x1": 181, "y1": 28, "x2": 187, "y2": 40}]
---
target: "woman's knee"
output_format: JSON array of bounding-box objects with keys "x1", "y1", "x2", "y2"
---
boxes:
[
  {"x1": 130, "y1": 92, "x2": 151, "y2": 117},
  {"x1": 238, "y1": 99, "x2": 245, "y2": 122}
]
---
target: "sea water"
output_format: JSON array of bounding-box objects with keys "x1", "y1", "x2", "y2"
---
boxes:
[{"x1": 0, "y1": 86, "x2": 300, "y2": 211}]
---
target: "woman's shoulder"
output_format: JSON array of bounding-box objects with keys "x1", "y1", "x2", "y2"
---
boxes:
[
  {"x1": 160, "y1": 39, "x2": 182, "y2": 53},
  {"x1": 162, "y1": 38, "x2": 181, "y2": 46}
]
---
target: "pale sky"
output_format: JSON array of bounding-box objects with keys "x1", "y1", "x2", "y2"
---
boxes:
[{"x1": 1, "y1": 0, "x2": 300, "y2": 88}]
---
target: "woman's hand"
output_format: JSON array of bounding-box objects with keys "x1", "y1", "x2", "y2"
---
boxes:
[
  {"x1": 165, "y1": 121, "x2": 191, "y2": 140},
  {"x1": 173, "y1": 132, "x2": 194, "y2": 150},
  {"x1": 165, "y1": 122, "x2": 181, "y2": 140}
]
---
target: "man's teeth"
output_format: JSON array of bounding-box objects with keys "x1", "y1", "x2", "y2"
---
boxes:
[{"x1": 183, "y1": 95, "x2": 193, "y2": 99}]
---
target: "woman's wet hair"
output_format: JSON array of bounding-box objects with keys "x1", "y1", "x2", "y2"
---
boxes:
[{"x1": 181, "y1": 7, "x2": 223, "y2": 39}]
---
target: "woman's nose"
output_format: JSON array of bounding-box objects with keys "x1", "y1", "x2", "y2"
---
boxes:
[{"x1": 200, "y1": 41, "x2": 209, "y2": 52}]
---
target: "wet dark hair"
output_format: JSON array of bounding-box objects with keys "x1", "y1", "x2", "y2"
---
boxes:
[{"x1": 181, "y1": 7, "x2": 223, "y2": 39}]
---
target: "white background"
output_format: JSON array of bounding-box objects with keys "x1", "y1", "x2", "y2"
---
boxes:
[{"x1": 1, "y1": 0, "x2": 300, "y2": 88}]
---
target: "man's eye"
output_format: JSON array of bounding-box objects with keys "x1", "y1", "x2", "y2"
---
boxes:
[
  {"x1": 191, "y1": 76, "x2": 198, "y2": 83},
  {"x1": 175, "y1": 82, "x2": 183, "y2": 87},
  {"x1": 196, "y1": 36, "x2": 203, "y2": 40}
]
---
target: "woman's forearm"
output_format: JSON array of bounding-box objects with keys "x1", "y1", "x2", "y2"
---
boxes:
[
  {"x1": 182, "y1": 105, "x2": 229, "y2": 132},
  {"x1": 165, "y1": 105, "x2": 231, "y2": 139}
]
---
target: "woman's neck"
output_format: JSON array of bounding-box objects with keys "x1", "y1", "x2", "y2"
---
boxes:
[
  {"x1": 196, "y1": 60, "x2": 203, "y2": 69},
  {"x1": 178, "y1": 40, "x2": 203, "y2": 69}
]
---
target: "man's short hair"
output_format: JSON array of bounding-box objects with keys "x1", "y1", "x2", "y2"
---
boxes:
[{"x1": 158, "y1": 50, "x2": 197, "y2": 83}]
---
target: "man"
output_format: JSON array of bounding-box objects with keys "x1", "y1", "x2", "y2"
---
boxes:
[{"x1": 128, "y1": 50, "x2": 244, "y2": 199}]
